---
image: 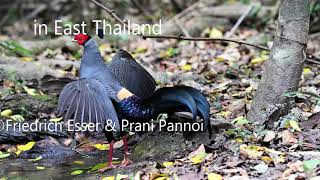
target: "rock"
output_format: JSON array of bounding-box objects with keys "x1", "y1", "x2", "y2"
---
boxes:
[{"x1": 131, "y1": 130, "x2": 188, "y2": 162}]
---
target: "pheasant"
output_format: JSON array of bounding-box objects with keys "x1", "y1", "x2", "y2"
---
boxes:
[{"x1": 56, "y1": 33, "x2": 210, "y2": 170}]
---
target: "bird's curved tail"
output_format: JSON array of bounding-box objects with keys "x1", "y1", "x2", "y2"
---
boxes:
[{"x1": 147, "y1": 86, "x2": 210, "y2": 128}]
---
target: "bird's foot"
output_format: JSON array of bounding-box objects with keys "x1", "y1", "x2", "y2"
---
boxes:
[{"x1": 120, "y1": 157, "x2": 132, "y2": 167}]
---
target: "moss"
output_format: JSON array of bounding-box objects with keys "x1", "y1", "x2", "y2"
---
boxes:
[
  {"x1": 132, "y1": 140, "x2": 156, "y2": 159},
  {"x1": 131, "y1": 132, "x2": 188, "y2": 162},
  {"x1": 1, "y1": 94, "x2": 58, "y2": 119},
  {"x1": 32, "y1": 94, "x2": 57, "y2": 105}
]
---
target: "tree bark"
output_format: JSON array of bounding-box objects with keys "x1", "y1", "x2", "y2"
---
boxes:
[{"x1": 248, "y1": 0, "x2": 310, "y2": 127}]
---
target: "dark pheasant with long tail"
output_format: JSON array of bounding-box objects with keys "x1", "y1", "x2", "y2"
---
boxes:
[{"x1": 56, "y1": 33, "x2": 210, "y2": 170}]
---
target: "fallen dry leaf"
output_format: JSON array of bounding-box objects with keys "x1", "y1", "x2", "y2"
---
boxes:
[
  {"x1": 263, "y1": 130, "x2": 276, "y2": 142},
  {"x1": 240, "y1": 144, "x2": 264, "y2": 159},
  {"x1": 280, "y1": 130, "x2": 298, "y2": 145},
  {"x1": 208, "y1": 173, "x2": 222, "y2": 180}
]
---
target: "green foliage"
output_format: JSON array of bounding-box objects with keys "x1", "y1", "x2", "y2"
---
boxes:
[
  {"x1": 284, "y1": 91, "x2": 320, "y2": 99},
  {"x1": 166, "y1": 47, "x2": 179, "y2": 57},
  {"x1": 303, "y1": 160, "x2": 320, "y2": 173},
  {"x1": 284, "y1": 91, "x2": 320, "y2": 105},
  {"x1": 0, "y1": 40, "x2": 33, "y2": 57},
  {"x1": 0, "y1": 151, "x2": 10, "y2": 159},
  {"x1": 62, "y1": 20, "x2": 74, "y2": 28},
  {"x1": 311, "y1": 1, "x2": 320, "y2": 14},
  {"x1": 240, "y1": 0, "x2": 251, "y2": 5},
  {"x1": 32, "y1": 94, "x2": 56, "y2": 103},
  {"x1": 232, "y1": 116, "x2": 250, "y2": 126},
  {"x1": 72, "y1": 50, "x2": 82, "y2": 60},
  {"x1": 225, "y1": 128, "x2": 253, "y2": 139},
  {"x1": 4, "y1": 70, "x2": 19, "y2": 83},
  {"x1": 70, "y1": 169, "x2": 84, "y2": 176},
  {"x1": 90, "y1": 163, "x2": 107, "y2": 172},
  {"x1": 0, "y1": 88, "x2": 13, "y2": 100},
  {"x1": 249, "y1": 4, "x2": 262, "y2": 17},
  {"x1": 285, "y1": 91, "x2": 320, "y2": 100}
]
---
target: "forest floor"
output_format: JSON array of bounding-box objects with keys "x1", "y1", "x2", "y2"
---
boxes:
[{"x1": 0, "y1": 26, "x2": 320, "y2": 180}]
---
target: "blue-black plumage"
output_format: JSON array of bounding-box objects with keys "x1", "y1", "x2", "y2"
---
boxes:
[
  {"x1": 56, "y1": 33, "x2": 211, "y2": 169},
  {"x1": 117, "y1": 86, "x2": 210, "y2": 128}
]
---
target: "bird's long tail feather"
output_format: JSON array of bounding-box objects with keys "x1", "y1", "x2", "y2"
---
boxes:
[{"x1": 147, "y1": 86, "x2": 210, "y2": 128}]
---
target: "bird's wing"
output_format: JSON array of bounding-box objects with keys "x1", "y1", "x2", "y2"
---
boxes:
[
  {"x1": 107, "y1": 49, "x2": 156, "y2": 99},
  {"x1": 56, "y1": 78, "x2": 120, "y2": 131}
]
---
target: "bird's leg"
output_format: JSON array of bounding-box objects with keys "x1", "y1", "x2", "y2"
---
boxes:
[
  {"x1": 98, "y1": 140, "x2": 115, "y2": 173},
  {"x1": 121, "y1": 135, "x2": 132, "y2": 167},
  {"x1": 108, "y1": 140, "x2": 115, "y2": 167}
]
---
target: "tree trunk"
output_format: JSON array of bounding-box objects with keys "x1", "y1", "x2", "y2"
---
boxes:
[{"x1": 248, "y1": 0, "x2": 310, "y2": 127}]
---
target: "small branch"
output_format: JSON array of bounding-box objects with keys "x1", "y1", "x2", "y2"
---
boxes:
[
  {"x1": 174, "y1": 19, "x2": 191, "y2": 37},
  {"x1": 89, "y1": 0, "x2": 269, "y2": 51},
  {"x1": 306, "y1": 58, "x2": 320, "y2": 65},
  {"x1": 89, "y1": 0, "x2": 319, "y2": 65},
  {"x1": 142, "y1": 35, "x2": 271, "y2": 51},
  {"x1": 167, "y1": 0, "x2": 202, "y2": 22},
  {"x1": 89, "y1": 0, "x2": 132, "y2": 34},
  {"x1": 73, "y1": 149, "x2": 91, "y2": 158},
  {"x1": 24, "y1": 4, "x2": 47, "y2": 21},
  {"x1": 275, "y1": 34, "x2": 308, "y2": 45}
]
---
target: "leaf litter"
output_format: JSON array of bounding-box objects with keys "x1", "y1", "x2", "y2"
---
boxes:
[{"x1": 0, "y1": 26, "x2": 320, "y2": 179}]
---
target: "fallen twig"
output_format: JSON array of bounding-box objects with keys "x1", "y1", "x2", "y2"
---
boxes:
[
  {"x1": 167, "y1": 0, "x2": 202, "y2": 21},
  {"x1": 225, "y1": 5, "x2": 253, "y2": 38},
  {"x1": 288, "y1": 151, "x2": 320, "y2": 158},
  {"x1": 174, "y1": 19, "x2": 191, "y2": 37}
]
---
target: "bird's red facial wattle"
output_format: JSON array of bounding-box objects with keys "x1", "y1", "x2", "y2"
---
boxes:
[{"x1": 74, "y1": 34, "x2": 90, "y2": 45}]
